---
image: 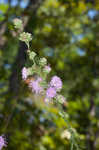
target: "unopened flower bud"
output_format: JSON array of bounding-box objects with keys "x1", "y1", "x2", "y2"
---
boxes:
[
  {"x1": 43, "y1": 65, "x2": 51, "y2": 73},
  {"x1": 29, "y1": 51, "x2": 36, "y2": 60},
  {"x1": 19, "y1": 32, "x2": 32, "y2": 43},
  {"x1": 61, "y1": 130, "x2": 71, "y2": 140},
  {"x1": 39, "y1": 58, "x2": 47, "y2": 66},
  {"x1": 13, "y1": 18, "x2": 23, "y2": 29},
  {"x1": 56, "y1": 94, "x2": 66, "y2": 104}
]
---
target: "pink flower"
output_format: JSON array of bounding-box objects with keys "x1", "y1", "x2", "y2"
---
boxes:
[
  {"x1": 29, "y1": 77, "x2": 43, "y2": 94},
  {"x1": 46, "y1": 87, "x2": 56, "y2": 98},
  {"x1": 50, "y1": 76, "x2": 62, "y2": 91},
  {"x1": 0, "y1": 136, "x2": 7, "y2": 150},
  {"x1": 22, "y1": 67, "x2": 28, "y2": 80}
]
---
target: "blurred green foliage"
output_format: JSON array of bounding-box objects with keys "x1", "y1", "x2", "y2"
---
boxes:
[{"x1": 0, "y1": 0, "x2": 99, "y2": 150}]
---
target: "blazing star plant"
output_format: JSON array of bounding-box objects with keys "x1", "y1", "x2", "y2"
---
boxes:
[{"x1": 12, "y1": 18, "x2": 81, "y2": 150}]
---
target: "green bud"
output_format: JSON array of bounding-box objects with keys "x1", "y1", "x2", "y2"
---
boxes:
[
  {"x1": 56, "y1": 94, "x2": 65, "y2": 104},
  {"x1": 29, "y1": 51, "x2": 36, "y2": 60},
  {"x1": 13, "y1": 18, "x2": 23, "y2": 29},
  {"x1": 59, "y1": 112, "x2": 64, "y2": 118},
  {"x1": 39, "y1": 80, "x2": 47, "y2": 88},
  {"x1": 27, "y1": 67, "x2": 34, "y2": 76},
  {"x1": 39, "y1": 57, "x2": 47, "y2": 66},
  {"x1": 61, "y1": 129, "x2": 71, "y2": 140},
  {"x1": 19, "y1": 32, "x2": 32, "y2": 43}
]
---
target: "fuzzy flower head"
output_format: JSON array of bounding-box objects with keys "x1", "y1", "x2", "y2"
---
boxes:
[
  {"x1": 46, "y1": 87, "x2": 56, "y2": 98},
  {"x1": 29, "y1": 77, "x2": 43, "y2": 94},
  {"x1": 22, "y1": 67, "x2": 28, "y2": 80},
  {"x1": 43, "y1": 65, "x2": 51, "y2": 73},
  {"x1": 0, "y1": 136, "x2": 7, "y2": 150},
  {"x1": 50, "y1": 76, "x2": 62, "y2": 91}
]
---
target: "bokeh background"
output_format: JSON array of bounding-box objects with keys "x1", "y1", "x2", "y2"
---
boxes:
[{"x1": 0, "y1": 0, "x2": 99, "y2": 150}]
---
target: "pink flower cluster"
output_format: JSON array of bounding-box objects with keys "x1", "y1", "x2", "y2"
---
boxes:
[
  {"x1": 22, "y1": 67, "x2": 28, "y2": 80},
  {"x1": 45, "y1": 76, "x2": 62, "y2": 102},
  {"x1": 46, "y1": 87, "x2": 56, "y2": 98},
  {"x1": 50, "y1": 76, "x2": 62, "y2": 91},
  {"x1": 0, "y1": 136, "x2": 7, "y2": 150},
  {"x1": 29, "y1": 77, "x2": 43, "y2": 94},
  {"x1": 21, "y1": 66, "x2": 64, "y2": 103}
]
